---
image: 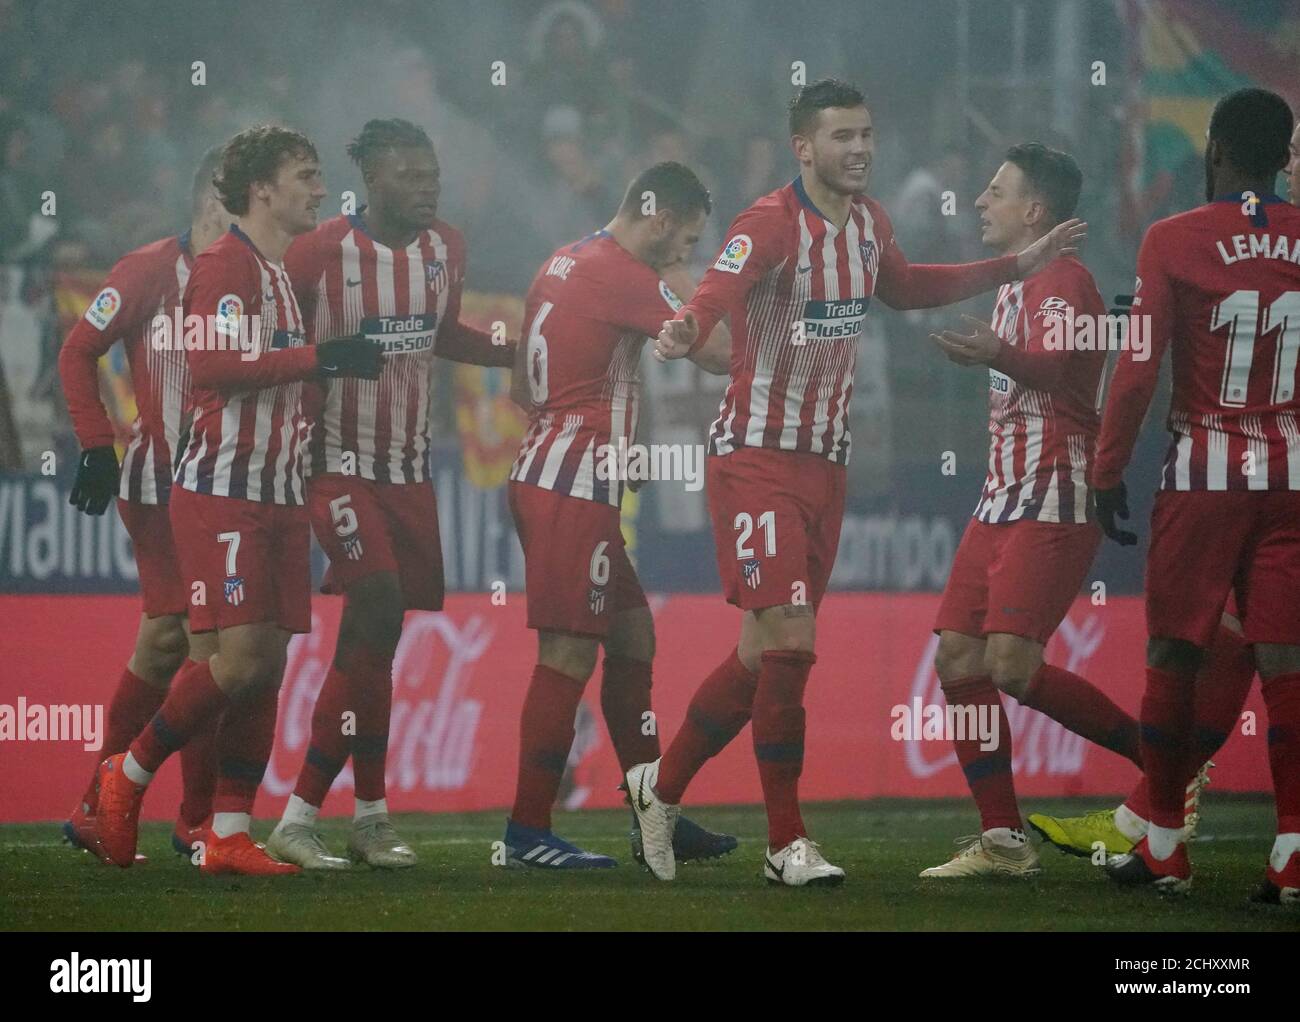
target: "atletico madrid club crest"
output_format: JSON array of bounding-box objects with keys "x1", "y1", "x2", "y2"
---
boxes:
[
  {"x1": 742, "y1": 558, "x2": 762, "y2": 590},
  {"x1": 425, "y1": 259, "x2": 448, "y2": 294},
  {"x1": 859, "y1": 239, "x2": 878, "y2": 279},
  {"x1": 224, "y1": 576, "x2": 246, "y2": 606},
  {"x1": 588, "y1": 585, "x2": 607, "y2": 615},
  {"x1": 342, "y1": 534, "x2": 364, "y2": 561}
]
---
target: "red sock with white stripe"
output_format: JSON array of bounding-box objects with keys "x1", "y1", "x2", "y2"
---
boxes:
[
  {"x1": 349, "y1": 645, "x2": 396, "y2": 803},
  {"x1": 1139, "y1": 666, "x2": 1195, "y2": 837},
  {"x1": 292, "y1": 660, "x2": 355, "y2": 808},
  {"x1": 943, "y1": 675, "x2": 1020, "y2": 831},
  {"x1": 511, "y1": 664, "x2": 587, "y2": 831},
  {"x1": 127, "y1": 659, "x2": 228, "y2": 781},
  {"x1": 212, "y1": 683, "x2": 280, "y2": 837}
]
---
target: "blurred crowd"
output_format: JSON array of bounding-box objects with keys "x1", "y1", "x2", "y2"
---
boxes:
[{"x1": 1, "y1": 0, "x2": 1136, "y2": 510}]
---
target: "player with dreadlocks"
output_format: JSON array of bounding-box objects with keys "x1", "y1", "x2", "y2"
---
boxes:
[{"x1": 266, "y1": 118, "x2": 516, "y2": 869}]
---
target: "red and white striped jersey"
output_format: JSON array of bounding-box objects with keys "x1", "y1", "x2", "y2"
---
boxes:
[
  {"x1": 510, "y1": 231, "x2": 680, "y2": 505},
  {"x1": 287, "y1": 213, "x2": 506, "y2": 484},
  {"x1": 57, "y1": 233, "x2": 194, "y2": 504},
  {"x1": 975, "y1": 257, "x2": 1107, "y2": 524},
  {"x1": 1096, "y1": 194, "x2": 1300, "y2": 491},
  {"x1": 683, "y1": 179, "x2": 1016, "y2": 465},
  {"x1": 175, "y1": 226, "x2": 316, "y2": 505}
]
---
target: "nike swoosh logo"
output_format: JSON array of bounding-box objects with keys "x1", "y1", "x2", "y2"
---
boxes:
[
  {"x1": 345, "y1": 278, "x2": 362, "y2": 287},
  {"x1": 766, "y1": 855, "x2": 784, "y2": 879},
  {"x1": 636, "y1": 772, "x2": 653, "y2": 812}
]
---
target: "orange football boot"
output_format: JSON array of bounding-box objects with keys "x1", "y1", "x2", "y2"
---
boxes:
[
  {"x1": 200, "y1": 831, "x2": 303, "y2": 876},
  {"x1": 92, "y1": 754, "x2": 147, "y2": 868}
]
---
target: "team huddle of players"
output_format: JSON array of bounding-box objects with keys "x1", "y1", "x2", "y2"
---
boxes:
[{"x1": 57, "y1": 78, "x2": 1300, "y2": 903}]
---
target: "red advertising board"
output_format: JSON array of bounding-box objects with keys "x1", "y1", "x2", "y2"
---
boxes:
[{"x1": 0, "y1": 593, "x2": 1270, "y2": 823}]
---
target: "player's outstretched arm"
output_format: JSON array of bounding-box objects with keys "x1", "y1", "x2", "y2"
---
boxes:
[
  {"x1": 434, "y1": 321, "x2": 516, "y2": 368},
  {"x1": 930, "y1": 315, "x2": 1068, "y2": 391},
  {"x1": 875, "y1": 234, "x2": 1019, "y2": 310}
]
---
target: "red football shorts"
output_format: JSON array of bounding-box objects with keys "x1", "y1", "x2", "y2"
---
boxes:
[
  {"x1": 308, "y1": 473, "x2": 445, "y2": 611},
  {"x1": 1146, "y1": 489, "x2": 1300, "y2": 647},
  {"x1": 934, "y1": 517, "x2": 1101, "y2": 644},
  {"x1": 509, "y1": 481, "x2": 647, "y2": 638},
  {"x1": 707, "y1": 447, "x2": 847, "y2": 612},
  {"x1": 169, "y1": 485, "x2": 312, "y2": 634},
  {"x1": 117, "y1": 498, "x2": 187, "y2": 618}
]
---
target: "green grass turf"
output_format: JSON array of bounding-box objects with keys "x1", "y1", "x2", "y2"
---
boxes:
[{"x1": 2, "y1": 796, "x2": 1295, "y2": 931}]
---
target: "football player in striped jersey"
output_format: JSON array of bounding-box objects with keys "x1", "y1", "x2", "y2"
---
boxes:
[
  {"x1": 58, "y1": 146, "x2": 230, "y2": 864},
  {"x1": 267, "y1": 119, "x2": 516, "y2": 869},
  {"x1": 93, "y1": 126, "x2": 382, "y2": 876}
]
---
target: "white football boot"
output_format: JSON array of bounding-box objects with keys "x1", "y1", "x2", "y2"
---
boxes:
[
  {"x1": 348, "y1": 814, "x2": 417, "y2": 868},
  {"x1": 625, "y1": 758, "x2": 680, "y2": 880},
  {"x1": 763, "y1": 837, "x2": 845, "y2": 887},
  {"x1": 266, "y1": 821, "x2": 351, "y2": 870},
  {"x1": 919, "y1": 831, "x2": 1041, "y2": 878}
]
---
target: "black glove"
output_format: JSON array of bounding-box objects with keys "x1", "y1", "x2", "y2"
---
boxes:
[
  {"x1": 1095, "y1": 481, "x2": 1137, "y2": 546},
  {"x1": 69, "y1": 445, "x2": 119, "y2": 515},
  {"x1": 1109, "y1": 293, "x2": 1135, "y2": 318},
  {"x1": 316, "y1": 336, "x2": 383, "y2": 379}
]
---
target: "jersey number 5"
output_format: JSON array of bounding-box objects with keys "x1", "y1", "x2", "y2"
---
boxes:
[{"x1": 1212, "y1": 290, "x2": 1300, "y2": 407}]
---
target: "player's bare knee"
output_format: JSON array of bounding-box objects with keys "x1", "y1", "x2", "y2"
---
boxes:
[
  {"x1": 539, "y1": 632, "x2": 598, "y2": 682},
  {"x1": 1147, "y1": 637, "x2": 1205, "y2": 675},
  {"x1": 983, "y1": 634, "x2": 1039, "y2": 700},
  {"x1": 339, "y1": 575, "x2": 404, "y2": 656},
  {"x1": 934, "y1": 631, "x2": 984, "y2": 683},
  {"x1": 1254, "y1": 643, "x2": 1300, "y2": 680},
  {"x1": 604, "y1": 608, "x2": 654, "y2": 662},
  {"x1": 756, "y1": 603, "x2": 815, "y2": 653},
  {"x1": 146, "y1": 616, "x2": 189, "y2": 676}
]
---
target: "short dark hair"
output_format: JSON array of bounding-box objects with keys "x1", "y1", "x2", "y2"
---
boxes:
[
  {"x1": 788, "y1": 78, "x2": 867, "y2": 137},
  {"x1": 214, "y1": 125, "x2": 318, "y2": 216},
  {"x1": 190, "y1": 144, "x2": 225, "y2": 215},
  {"x1": 619, "y1": 161, "x2": 712, "y2": 219},
  {"x1": 1004, "y1": 142, "x2": 1082, "y2": 225},
  {"x1": 346, "y1": 118, "x2": 434, "y2": 177},
  {"x1": 1209, "y1": 88, "x2": 1294, "y2": 180}
]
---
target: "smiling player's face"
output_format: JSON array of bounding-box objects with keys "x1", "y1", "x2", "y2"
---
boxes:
[
  {"x1": 804, "y1": 106, "x2": 873, "y2": 197},
  {"x1": 268, "y1": 155, "x2": 326, "y2": 236}
]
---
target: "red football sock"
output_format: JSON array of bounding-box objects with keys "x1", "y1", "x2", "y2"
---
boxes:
[
  {"x1": 1261, "y1": 672, "x2": 1300, "y2": 835},
  {"x1": 213, "y1": 683, "x2": 280, "y2": 815},
  {"x1": 1126, "y1": 625, "x2": 1254, "y2": 819},
  {"x1": 178, "y1": 703, "x2": 219, "y2": 827},
  {"x1": 943, "y1": 674, "x2": 1020, "y2": 831},
  {"x1": 129, "y1": 659, "x2": 228, "y2": 775},
  {"x1": 293, "y1": 659, "x2": 356, "y2": 808},
  {"x1": 599, "y1": 655, "x2": 660, "y2": 774},
  {"x1": 511, "y1": 664, "x2": 587, "y2": 831},
  {"x1": 752, "y1": 650, "x2": 813, "y2": 850},
  {"x1": 82, "y1": 666, "x2": 167, "y2": 808},
  {"x1": 1022, "y1": 662, "x2": 1141, "y2": 766},
  {"x1": 1139, "y1": 666, "x2": 1196, "y2": 830},
  {"x1": 658, "y1": 648, "x2": 758, "y2": 804},
  {"x1": 349, "y1": 645, "x2": 396, "y2": 803}
]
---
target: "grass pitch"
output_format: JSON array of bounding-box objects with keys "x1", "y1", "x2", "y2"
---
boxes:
[{"x1": 3, "y1": 796, "x2": 1295, "y2": 931}]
